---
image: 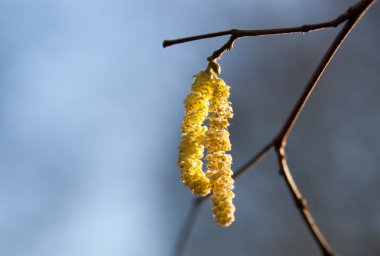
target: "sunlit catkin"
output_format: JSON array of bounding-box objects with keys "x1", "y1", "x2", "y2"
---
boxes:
[
  {"x1": 205, "y1": 71, "x2": 235, "y2": 227},
  {"x1": 178, "y1": 71, "x2": 214, "y2": 196},
  {"x1": 178, "y1": 61, "x2": 235, "y2": 226}
]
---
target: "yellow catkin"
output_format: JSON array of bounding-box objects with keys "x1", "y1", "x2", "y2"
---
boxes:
[
  {"x1": 205, "y1": 72, "x2": 235, "y2": 227},
  {"x1": 178, "y1": 62, "x2": 235, "y2": 226},
  {"x1": 178, "y1": 70, "x2": 214, "y2": 196}
]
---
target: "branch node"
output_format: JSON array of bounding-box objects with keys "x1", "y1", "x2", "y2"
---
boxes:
[
  {"x1": 231, "y1": 28, "x2": 239, "y2": 35},
  {"x1": 346, "y1": 7, "x2": 356, "y2": 21},
  {"x1": 296, "y1": 197, "x2": 308, "y2": 210},
  {"x1": 301, "y1": 24, "x2": 311, "y2": 32}
]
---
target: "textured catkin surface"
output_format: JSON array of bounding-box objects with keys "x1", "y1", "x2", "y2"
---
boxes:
[
  {"x1": 205, "y1": 74, "x2": 235, "y2": 227},
  {"x1": 178, "y1": 64, "x2": 235, "y2": 227},
  {"x1": 178, "y1": 71, "x2": 213, "y2": 196}
]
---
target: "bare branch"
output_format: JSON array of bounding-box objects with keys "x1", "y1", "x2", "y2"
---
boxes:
[
  {"x1": 207, "y1": 35, "x2": 237, "y2": 62},
  {"x1": 269, "y1": 2, "x2": 376, "y2": 255},
  {"x1": 276, "y1": 0, "x2": 377, "y2": 143},
  {"x1": 163, "y1": 30, "x2": 233, "y2": 48},
  {"x1": 172, "y1": 0, "x2": 377, "y2": 255},
  {"x1": 232, "y1": 142, "x2": 274, "y2": 180},
  {"x1": 163, "y1": 15, "x2": 347, "y2": 49},
  {"x1": 164, "y1": 0, "x2": 375, "y2": 62},
  {"x1": 275, "y1": 147, "x2": 336, "y2": 256}
]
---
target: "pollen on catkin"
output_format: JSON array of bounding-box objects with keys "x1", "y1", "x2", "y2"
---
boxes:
[
  {"x1": 178, "y1": 61, "x2": 235, "y2": 227},
  {"x1": 178, "y1": 71, "x2": 214, "y2": 196},
  {"x1": 205, "y1": 73, "x2": 235, "y2": 227}
]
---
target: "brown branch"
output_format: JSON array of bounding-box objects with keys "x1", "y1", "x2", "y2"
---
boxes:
[
  {"x1": 270, "y1": 1, "x2": 376, "y2": 255},
  {"x1": 232, "y1": 142, "x2": 274, "y2": 180},
  {"x1": 275, "y1": 147, "x2": 335, "y2": 256},
  {"x1": 195, "y1": 142, "x2": 274, "y2": 205},
  {"x1": 163, "y1": 30, "x2": 233, "y2": 48},
  {"x1": 276, "y1": 0, "x2": 377, "y2": 144},
  {"x1": 172, "y1": 0, "x2": 377, "y2": 255},
  {"x1": 163, "y1": 0, "x2": 373, "y2": 61}
]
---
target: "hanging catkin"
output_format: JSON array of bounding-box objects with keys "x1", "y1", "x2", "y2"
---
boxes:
[{"x1": 178, "y1": 61, "x2": 235, "y2": 226}]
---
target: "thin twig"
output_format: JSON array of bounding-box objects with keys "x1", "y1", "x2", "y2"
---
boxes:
[
  {"x1": 173, "y1": 200, "x2": 202, "y2": 256},
  {"x1": 275, "y1": 147, "x2": 335, "y2": 256},
  {"x1": 163, "y1": 0, "x2": 371, "y2": 61},
  {"x1": 171, "y1": 0, "x2": 377, "y2": 255},
  {"x1": 276, "y1": 0, "x2": 376, "y2": 144},
  {"x1": 163, "y1": 30, "x2": 232, "y2": 48},
  {"x1": 198, "y1": 142, "x2": 274, "y2": 204},
  {"x1": 271, "y1": 1, "x2": 376, "y2": 255},
  {"x1": 232, "y1": 142, "x2": 274, "y2": 180}
]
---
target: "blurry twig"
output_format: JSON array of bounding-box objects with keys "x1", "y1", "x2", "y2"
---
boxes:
[
  {"x1": 173, "y1": 200, "x2": 202, "y2": 256},
  {"x1": 167, "y1": 0, "x2": 377, "y2": 255}
]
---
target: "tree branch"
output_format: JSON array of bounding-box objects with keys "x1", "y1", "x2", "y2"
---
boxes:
[
  {"x1": 163, "y1": 0, "x2": 373, "y2": 61},
  {"x1": 270, "y1": 2, "x2": 376, "y2": 255},
  {"x1": 275, "y1": 147, "x2": 335, "y2": 256},
  {"x1": 276, "y1": 0, "x2": 376, "y2": 144},
  {"x1": 171, "y1": 0, "x2": 377, "y2": 255}
]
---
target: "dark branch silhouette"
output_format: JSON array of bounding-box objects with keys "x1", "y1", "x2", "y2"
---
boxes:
[{"x1": 163, "y1": 0, "x2": 374, "y2": 61}]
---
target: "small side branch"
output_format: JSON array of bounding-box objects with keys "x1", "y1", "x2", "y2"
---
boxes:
[
  {"x1": 232, "y1": 142, "x2": 274, "y2": 180},
  {"x1": 192, "y1": 142, "x2": 274, "y2": 206}
]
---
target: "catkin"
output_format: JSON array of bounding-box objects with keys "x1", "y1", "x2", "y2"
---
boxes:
[
  {"x1": 178, "y1": 62, "x2": 235, "y2": 226},
  {"x1": 178, "y1": 71, "x2": 213, "y2": 196},
  {"x1": 205, "y1": 74, "x2": 235, "y2": 227}
]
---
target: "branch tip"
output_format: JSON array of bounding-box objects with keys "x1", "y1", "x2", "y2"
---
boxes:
[{"x1": 163, "y1": 40, "x2": 169, "y2": 48}]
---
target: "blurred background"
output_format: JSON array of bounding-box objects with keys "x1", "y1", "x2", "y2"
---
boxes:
[{"x1": 0, "y1": 0, "x2": 379, "y2": 255}]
